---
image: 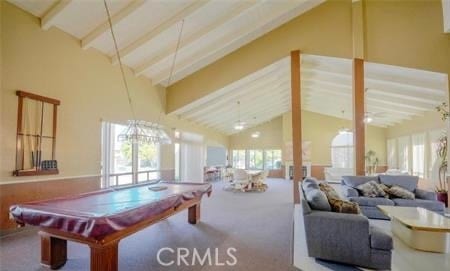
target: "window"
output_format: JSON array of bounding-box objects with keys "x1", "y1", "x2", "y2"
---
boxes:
[
  {"x1": 397, "y1": 136, "x2": 410, "y2": 173},
  {"x1": 387, "y1": 130, "x2": 446, "y2": 179},
  {"x1": 232, "y1": 150, "x2": 246, "y2": 169},
  {"x1": 102, "y1": 122, "x2": 160, "y2": 187},
  {"x1": 387, "y1": 138, "x2": 397, "y2": 169},
  {"x1": 412, "y1": 133, "x2": 425, "y2": 177},
  {"x1": 331, "y1": 132, "x2": 354, "y2": 168},
  {"x1": 429, "y1": 130, "x2": 444, "y2": 179},
  {"x1": 265, "y1": 150, "x2": 282, "y2": 169},
  {"x1": 248, "y1": 150, "x2": 263, "y2": 169}
]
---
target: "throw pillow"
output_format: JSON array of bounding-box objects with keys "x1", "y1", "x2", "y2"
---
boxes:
[
  {"x1": 318, "y1": 182, "x2": 340, "y2": 201},
  {"x1": 379, "y1": 183, "x2": 391, "y2": 198},
  {"x1": 329, "y1": 198, "x2": 361, "y2": 214},
  {"x1": 305, "y1": 189, "x2": 332, "y2": 211},
  {"x1": 370, "y1": 181, "x2": 388, "y2": 198},
  {"x1": 356, "y1": 181, "x2": 378, "y2": 197},
  {"x1": 387, "y1": 185, "x2": 415, "y2": 200},
  {"x1": 356, "y1": 181, "x2": 387, "y2": 198}
]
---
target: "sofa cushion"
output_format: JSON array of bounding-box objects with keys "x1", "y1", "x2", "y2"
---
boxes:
[
  {"x1": 379, "y1": 175, "x2": 418, "y2": 192},
  {"x1": 302, "y1": 178, "x2": 319, "y2": 193},
  {"x1": 342, "y1": 176, "x2": 379, "y2": 188},
  {"x1": 305, "y1": 189, "x2": 332, "y2": 211},
  {"x1": 370, "y1": 226, "x2": 393, "y2": 250},
  {"x1": 349, "y1": 196, "x2": 394, "y2": 207},
  {"x1": 387, "y1": 185, "x2": 415, "y2": 199},
  {"x1": 392, "y1": 198, "x2": 445, "y2": 212},
  {"x1": 414, "y1": 188, "x2": 437, "y2": 201}
]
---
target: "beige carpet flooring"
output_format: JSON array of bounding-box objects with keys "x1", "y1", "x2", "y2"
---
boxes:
[{"x1": 0, "y1": 179, "x2": 298, "y2": 271}]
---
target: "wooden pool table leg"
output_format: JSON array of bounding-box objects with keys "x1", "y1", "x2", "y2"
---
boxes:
[
  {"x1": 40, "y1": 233, "x2": 67, "y2": 270},
  {"x1": 90, "y1": 241, "x2": 119, "y2": 271},
  {"x1": 188, "y1": 204, "x2": 200, "y2": 224}
]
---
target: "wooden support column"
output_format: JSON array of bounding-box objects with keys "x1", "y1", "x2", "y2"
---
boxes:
[
  {"x1": 291, "y1": 50, "x2": 302, "y2": 204},
  {"x1": 353, "y1": 58, "x2": 365, "y2": 176}
]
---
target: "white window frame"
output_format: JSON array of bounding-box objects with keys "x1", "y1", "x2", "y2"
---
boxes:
[
  {"x1": 101, "y1": 122, "x2": 161, "y2": 188},
  {"x1": 264, "y1": 149, "x2": 282, "y2": 170},
  {"x1": 232, "y1": 150, "x2": 246, "y2": 169},
  {"x1": 331, "y1": 132, "x2": 354, "y2": 169},
  {"x1": 248, "y1": 149, "x2": 264, "y2": 170}
]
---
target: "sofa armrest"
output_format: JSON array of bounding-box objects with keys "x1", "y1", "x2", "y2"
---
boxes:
[
  {"x1": 415, "y1": 188, "x2": 437, "y2": 200},
  {"x1": 341, "y1": 185, "x2": 359, "y2": 198},
  {"x1": 370, "y1": 226, "x2": 392, "y2": 250},
  {"x1": 303, "y1": 211, "x2": 370, "y2": 258}
]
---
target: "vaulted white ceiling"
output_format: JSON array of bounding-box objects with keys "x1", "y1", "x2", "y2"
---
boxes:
[
  {"x1": 173, "y1": 54, "x2": 448, "y2": 134},
  {"x1": 9, "y1": 0, "x2": 325, "y2": 86}
]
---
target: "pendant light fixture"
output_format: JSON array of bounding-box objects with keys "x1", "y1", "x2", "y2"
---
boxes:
[
  {"x1": 250, "y1": 117, "x2": 260, "y2": 138},
  {"x1": 338, "y1": 110, "x2": 351, "y2": 134},
  {"x1": 104, "y1": 0, "x2": 174, "y2": 145},
  {"x1": 364, "y1": 112, "x2": 373, "y2": 123},
  {"x1": 251, "y1": 131, "x2": 261, "y2": 138},
  {"x1": 234, "y1": 101, "x2": 245, "y2": 130}
]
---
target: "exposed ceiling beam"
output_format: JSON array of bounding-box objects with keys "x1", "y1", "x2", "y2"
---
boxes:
[
  {"x1": 203, "y1": 98, "x2": 291, "y2": 129},
  {"x1": 303, "y1": 66, "x2": 446, "y2": 96},
  {"x1": 210, "y1": 104, "x2": 290, "y2": 133},
  {"x1": 193, "y1": 91, "x2": 290, "y2": 125},
  {"x1": 172, "y1": 59, "x2": 288, "y2": 115},
  {"x1": 198, "y1": 97, "x2": 290, "y2": 128},
  {"x1": 303, "y1": 85, "x2": 436, "y2": 111},
  {"x1": 181, "y1": 75, "x2": 289, "y2": 119},
  {"x1": 366, "y1": 77, "x2": 446, "y2": 96},
  {"x1": 366, "y1": 87, "x2": 445, "y2": 104},
  {"x1": 302, "y1": 78, "x2": 351, "y2": 90},
  {"x1": 303, "y1": 92, "x2": 423, "y2": 117},
  {"x1": 303, "y1": 98, "x2": 407, "y2": 122},
  {"x1": 151, "y1": 1, "x2": 302, "y2": 85},
  {"x1": 134, "y1": 1, "x2": 258, "y2": 76},
  {"x1": 303, "y1": 105, "x2": 397, "y2": 127},
  {"x1": 227, "y1": 109, "x2": 289, "y2": 135},
  {"x1": 81, "y1": 0, "x2": 146, "y2": 50},
  {"x1": 111, "y1": 1, "x2": 209, "y2": 64},
  {"x1": 41, "y1": 0, "x2": 72, "y2": 30}
]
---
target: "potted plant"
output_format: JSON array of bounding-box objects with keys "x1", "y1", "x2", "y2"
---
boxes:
[
  {"x1": 435, "y1": 102, "x2": 448, "y2": 206},
  {"x1": 365, "y1": 150, "x2": 379, "y2": 176}
]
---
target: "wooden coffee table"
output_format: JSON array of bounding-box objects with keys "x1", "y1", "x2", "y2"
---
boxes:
[{"x1": 378, "y1": 205, "x2": 450, "y2": 253}]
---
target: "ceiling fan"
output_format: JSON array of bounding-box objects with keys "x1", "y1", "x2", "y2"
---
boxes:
[
  {"x1": 364, "y1": 88, "x2": 388, "y2": 124},
  {"x1": 364, "y1": 111, "x2": 388, "y2": 123}
]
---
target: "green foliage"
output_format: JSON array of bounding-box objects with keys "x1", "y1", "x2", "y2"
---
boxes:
[
  {"x1": 139, "y1": 143, "x2": 158, "y2": 168},
  {"x1": 120, "y1": 142, "x2": 132, "y2": 161},
  {"x1": 119, "y1": 142, "x2": 158, "y2": 168}
]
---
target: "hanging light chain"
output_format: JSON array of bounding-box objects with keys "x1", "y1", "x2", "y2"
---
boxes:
[
  {"x1": 167, "y1": 19, "x2": 185, "y2": 86},
  {"x1": 103, "y1": 0, "x2": 136, "y2": 120}
]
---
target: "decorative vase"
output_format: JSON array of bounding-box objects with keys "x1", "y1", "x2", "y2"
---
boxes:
[{"x1": 437, "y1": 192, "x2": 448, "y2": 207}]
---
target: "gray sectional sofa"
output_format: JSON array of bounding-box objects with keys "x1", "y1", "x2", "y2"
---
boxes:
[
  {"x1": 301, "y1": 178, "x2": 392, "y2": 270},
  {"x1": 341, "y1": 175, "x2": 445, "y2": 219}
]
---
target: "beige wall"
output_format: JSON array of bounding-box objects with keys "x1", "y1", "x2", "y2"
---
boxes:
[
  {"x1": 229, "y1": 117, "x2": 283, "y2": 150},
  {"x1": 0, "y1": 3, "x2": 228, "y2": 183},
  {"x1": 166, "y1": 0, "x2": 450, "y2": 114},
  {"x1": 386, "y1": 111, "x2": 445, "y2": 139},
  {"x1": 282, "y1": 110, "x2": 387, "y2": 166},
  {"x1": 365, "y1": 0, "x2": 449, "y2": 74}
]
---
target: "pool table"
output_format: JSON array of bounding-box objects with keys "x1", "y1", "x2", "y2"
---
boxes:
[{"x1": 9, "y1": 181, "x2": 212, "y2": 271}]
